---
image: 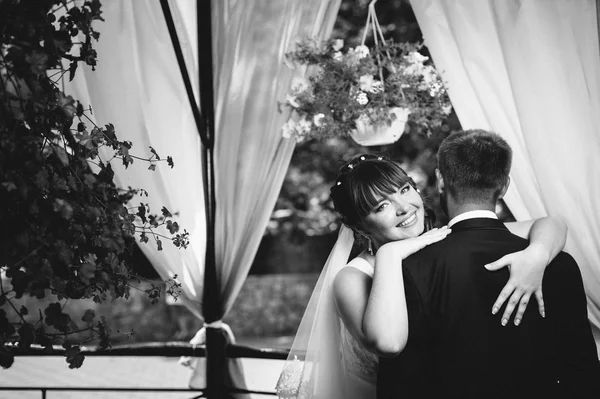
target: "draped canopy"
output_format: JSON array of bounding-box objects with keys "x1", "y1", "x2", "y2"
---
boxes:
[
  {"x1": 65, "y1": 0, "x2": 341, "y2": 390},
  {"x1": 67, "y1": 0, "x2": 340, "y2": 322}
]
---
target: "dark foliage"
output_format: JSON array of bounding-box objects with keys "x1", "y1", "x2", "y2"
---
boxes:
[{"x1": 0, "y1": 0, "x2": 186, "y2": 368}]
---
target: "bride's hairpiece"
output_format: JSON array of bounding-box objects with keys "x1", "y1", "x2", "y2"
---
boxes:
[{"x1": 336, "y1": 155, "x2": 385, "y2": 186}]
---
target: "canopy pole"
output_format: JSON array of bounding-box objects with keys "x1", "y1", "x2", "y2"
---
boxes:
[
  {"x1": 158, "y1": 0, "x2": 207, "y2": 148},
  {"x1": 197, "y1": 1, "x2": 225, "y2": 398},
  {"x1": 159, "y1": 1, "x2": 224, "y2": 397}
]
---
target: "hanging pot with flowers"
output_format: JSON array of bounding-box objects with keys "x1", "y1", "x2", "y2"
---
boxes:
[{"x1": 280, "y1": 1, "x2": 452, "y2": 146}]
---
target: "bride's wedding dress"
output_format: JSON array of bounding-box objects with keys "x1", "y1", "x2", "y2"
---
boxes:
[
  {"x1": 338, "y1": 258, "x2": 378, "y2": 398},
  {"x1": 276, "y1": 227, "x2": 378, "y2": 399}
]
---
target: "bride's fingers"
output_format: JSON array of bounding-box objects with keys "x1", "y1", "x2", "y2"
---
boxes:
[
  {"x1": 492, "y1": 282, "x2": 515, "y2": 316},
  {"x1": 484, "y1": 254, "x2": 512, "y2": 271},
  {"x1": 421, "y1": 228, "x2": 451, "y2": 245},
  {"x1": 513, "y1": 292, "x2": 532, "y2": 326},
  {"x1": 535, "y1": 289, "x2": 545, "y2": 318},
  {"x1": 500, "y1": 288, "x2": 523, "y2": 326}
]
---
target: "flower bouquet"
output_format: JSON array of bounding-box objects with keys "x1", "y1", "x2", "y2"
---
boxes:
[{"x1": 280, "y1": 3, "x2": 452, "y2": 145}]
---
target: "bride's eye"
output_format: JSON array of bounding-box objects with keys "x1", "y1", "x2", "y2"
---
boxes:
[
  {"x1": 375, "y1": 202, "x2": 388, "y2": 212},
  {"x1": 399, "y1": 184, "x2": 410, "y2": 194}
]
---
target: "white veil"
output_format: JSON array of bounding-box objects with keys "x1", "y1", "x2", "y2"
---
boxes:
[{"x1": 276, "y1": 225, "x2": 355, "y2": 399}]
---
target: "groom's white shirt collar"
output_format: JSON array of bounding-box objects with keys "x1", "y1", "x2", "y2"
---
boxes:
[{"x1": 447, "y1": 210, "x2": 498, "y2": 228}]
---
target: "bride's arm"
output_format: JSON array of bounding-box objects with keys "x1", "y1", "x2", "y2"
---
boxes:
[
  {"x1": 361, "y1": 227, "x2": 451, "y2": 356},
  {"x1": 361, "y1": 245, "x2": 409, "y2": 356},
  {"x1": 333, "y1": 251, "x2": 409, "y2": 356},
  {"x1": 485, "y1": 216, "x2": 567, "y2": 325},
  {"x1": 333, "y1": 228, "x2": 451, "y2": 357}
]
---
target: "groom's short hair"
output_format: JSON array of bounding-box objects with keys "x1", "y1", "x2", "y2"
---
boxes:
[{"x1": 437, "y1": 129, "x2": 512, "y2": 203}]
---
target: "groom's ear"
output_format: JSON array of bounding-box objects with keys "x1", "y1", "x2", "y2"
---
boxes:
[
  {"x1": 497, "y1": 176, "x2": 511, "y2": 200},
  {"x1": 435, "y1": 168, "x2": 445, "y2": 193}
]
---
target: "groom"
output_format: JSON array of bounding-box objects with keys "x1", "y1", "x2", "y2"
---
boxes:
[{"x1": 377, "y1": 129, "x2": 600, "y2": 398}]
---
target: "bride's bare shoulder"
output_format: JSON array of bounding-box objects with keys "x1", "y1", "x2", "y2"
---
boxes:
[
  {"x1": 336, "y1": 253, "x2": 374, "y2": 284},
  {"x1": 333, "y1": 253, "x2": 374, "y2": 308}
]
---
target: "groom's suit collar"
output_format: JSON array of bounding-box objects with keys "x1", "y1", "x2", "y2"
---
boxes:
[
  {"x1": 448, "y1": 216, "x2": 508, "y2": 233},
  {"x1": 448, "y1": 210, "x2": 497, "y2": 227}
]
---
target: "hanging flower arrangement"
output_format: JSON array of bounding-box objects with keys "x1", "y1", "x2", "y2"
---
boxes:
[{"x1": 280, "y1": 3, "x2": 452, "y2": 145}]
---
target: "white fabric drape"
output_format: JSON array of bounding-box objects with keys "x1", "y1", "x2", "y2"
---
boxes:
[
  {"x1": 67, "y1": 0, "x2": 341, "y2": 320},
  {"x1": 210, "y1": 0, "x2": 342, "y2": 317},
  {"x1": 410, "y1": 0, "x2": 600, "y2": 352},
  {"x1": 66, "y1": 0, "x2": 207, "y2": 317},
  {"x1": 66, "y1": 0, "x2": 342, "y2": 389}
]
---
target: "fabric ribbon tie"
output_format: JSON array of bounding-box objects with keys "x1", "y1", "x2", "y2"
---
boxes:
[{"x1": 179, "y1": 321, "x2": 235, "y2": 368}]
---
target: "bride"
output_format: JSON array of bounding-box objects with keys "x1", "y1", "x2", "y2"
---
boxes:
[{"x1": 276, "y1": 154, "x2": 566, "y2": 399}]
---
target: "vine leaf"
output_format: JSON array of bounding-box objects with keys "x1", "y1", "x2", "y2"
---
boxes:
[
  {"x1": 149, "y1": 146, "x2": 160, "y2": 160},
  {"x1": 65, "y1": 345, "x2": 85, "y2": 369},
  {"x1": 161, "y1": 206, "x2": 172, "y2": 218}
]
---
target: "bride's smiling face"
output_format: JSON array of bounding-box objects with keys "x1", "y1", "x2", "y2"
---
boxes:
[{"x1": 361, "y1": 182, "x2": 425, "y2": 247}]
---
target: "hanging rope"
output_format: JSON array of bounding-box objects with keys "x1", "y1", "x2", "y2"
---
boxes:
[{"x1": 360, "y1": 0, "x2": 405, "y2": 101}]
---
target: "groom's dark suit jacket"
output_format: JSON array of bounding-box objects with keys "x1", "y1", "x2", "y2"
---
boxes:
[{"x1": 377, "y1": 218, "x2": 600, "y2": 399}]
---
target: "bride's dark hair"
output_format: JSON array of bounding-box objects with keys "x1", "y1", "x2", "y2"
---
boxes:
[{"x1": 330, "y1": 154, "x2": 435, "y2": 234}]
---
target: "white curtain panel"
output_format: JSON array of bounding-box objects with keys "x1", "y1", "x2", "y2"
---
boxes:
[
  {"x1": 65, "y1": 0, "x2": 207, "y2": 317},
  {"x1": 210, "y1": 0, "x2": 342, "y2": 317},
  {"x1": 410, "y1": 0, "x2": 600, "y2": 351},
  {"x1": 66, "y1": 0, "x2": 342, "y2": 322}
]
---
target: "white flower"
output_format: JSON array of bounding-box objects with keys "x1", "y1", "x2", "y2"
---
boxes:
[
  {"x1": 296, "y1": 116, "x2": 313, "y2": 142},
  {"x1": 290, "y1": 77, "x2": 309, "y2": 94},
  {"x1": 332, "y1": 39, "x2": 344, "y2": 51},
  {"x1": 286, "y1": 94, "x2": 300, "y2": 108},
  {"x1": 404, "y1": 63, "x2": 424, "y2": 76},
  {"x1": 442, "y1": 104, "x2": 453, "y2": 115},
  {"x1": 420, "y1": 65, "x2": 444, "y2": 96},
  {"x1": 359, "y1": 74, "x2": 374, "y2": 92},
  {"x1": 281, "y1": 116, "x2": 312, "y2": 140},
  {"x1": 281, "y1": 119, "x2": 297, "y2": 139},
  {"x1": 359, "y1": 74, "x2": 384, "y2": 93},
  {"x1": 356, "y1": 92, "x2": 369, "y2": 105},
  {"x1": 403, "y1": 51, "x2": 429, "y2": 76},
  {"x1": 404, "y1": 51, "x2": 429, "y2": 65},
  {"x1": 354, "y1": 45, "x2": 370, "y2": 59},
  {"x1": 297, "y1": 116, "x2": 313, "y2": 134},
  {"x1": 313, "y1": 113, "x2": 326, "y2": 127},
  {"x1": 421, "y1": 65, "x2": 438, "y2": 85},
  {"x1": 344, "y1": 50, "x2": 360, "y2": 66},
  {"x1": 333, "y1": 51, "x2": 343, "y2": 61}
]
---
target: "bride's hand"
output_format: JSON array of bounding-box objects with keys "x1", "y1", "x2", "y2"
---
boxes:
[
  {"x1": 484, "y1": 244, "x2": 548, "y2": 326},
  {"x1": 379, "y1": 226, "x2": 452, "y2": 260}
]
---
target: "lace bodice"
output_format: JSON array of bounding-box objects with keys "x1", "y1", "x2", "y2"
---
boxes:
[{"x1": 340, "y1": 321, "x2": 378, "y2": 383}]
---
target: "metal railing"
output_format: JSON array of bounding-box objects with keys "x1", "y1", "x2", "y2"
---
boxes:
[{"x1": 2, "y1": 342, "x2": 291, "y2": 398}]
